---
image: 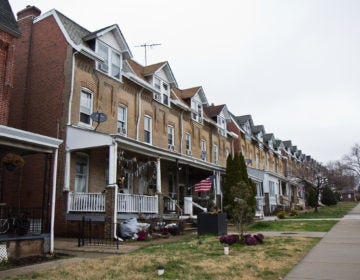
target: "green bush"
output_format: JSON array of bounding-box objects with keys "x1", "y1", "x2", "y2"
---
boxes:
[
  {"x1": 321, "y1": 186, "x2": 337, "y2": 206},
  {"x1": 277, "y1": 210, "x2": 286, "y2": 219},
  {"x1": 290, "y1": 209, "x2": 298, "y2": 216}
]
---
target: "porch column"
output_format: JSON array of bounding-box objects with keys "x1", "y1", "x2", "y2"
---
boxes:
[
  {"x1": 156, "y1": 157, "x2": 161, "y2": 193},
  {"x1": 156, "y1": 157, "x2": 163, "y2": 215},
  {"x1": 109, "y1": 141, "x2": 118, "y2": 185},
  {"x1": 50, "y1": 148, "x2": 59, "y2": 254},
  {"x1": 63, "y1": 150, "x2": 71, "y2": 191}
]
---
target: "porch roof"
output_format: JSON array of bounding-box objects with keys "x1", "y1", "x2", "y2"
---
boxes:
[{"x1": 0, "y1": 125, "x2": 63, "y2": 154}]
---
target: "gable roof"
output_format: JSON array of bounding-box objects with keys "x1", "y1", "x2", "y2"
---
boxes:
[
  {"x1": 235, "y1": 115, "x2": 254, "y2": 127},
  {"x1": 34, "y1": 9, "x2": 131, "y2": 61},
  {"x1": 0, "y1": 0, "x2": 21, "y2": 37},
  {"x1": 252, "y1": 125, "x2": 265, "y2": 135},
  {"x1": 205, "y1": 104, "x2": 225, "y2": 118}
]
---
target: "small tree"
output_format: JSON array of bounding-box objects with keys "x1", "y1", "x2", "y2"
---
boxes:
[
  {"x1": 307, "y1": 187, "x2": 318, "y2": 208},
  {"x1": 321, "y1": 186, "x2": 337, "y2": 206}
]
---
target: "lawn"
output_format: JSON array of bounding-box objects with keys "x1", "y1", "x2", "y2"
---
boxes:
[
  {"x1": 246, "y1": 219, "x2": 337, "y2": 232},
  {"x1": 290, "y1": 201, "x2": 358, "y2": 219},
  {"x1": 6, "y1": 235, "x2": 319, "y2": 280}
]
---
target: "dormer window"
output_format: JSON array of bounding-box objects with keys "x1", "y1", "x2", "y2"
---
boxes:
[
  {"x1": 153, "y1": 77, "x2": 170, "y2": 106},
  {"x1": 217, "y1": 116, "x2": 226, "y2": 136},
  {"x1": 191, "y1": 98, "x2": 203, "y2": 123},
  {"x1": 96, "y1": 41, "x2": 121, "y2": 80}
]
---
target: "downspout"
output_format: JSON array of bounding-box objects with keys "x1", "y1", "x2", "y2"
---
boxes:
[
  {"x1": 180, "y1": 111, "x2": 184, "y2": 153},
  {"x1": 50, "y1": 148, "x2": 59, "y2": 254},
  {"x1": 109, "y1": 140, "x2": 122, "y2": 241},
  {"x1": 136, "y1": 88, "x2": 144, "y2": 141},
  {"x1": 64, "y1": 51, "x2": 79, "y2": 191}
]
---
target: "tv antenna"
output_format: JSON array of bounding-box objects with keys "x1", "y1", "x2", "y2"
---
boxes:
[{"x1": 134, "y1": 43, "x2": 161, "y2": 66}]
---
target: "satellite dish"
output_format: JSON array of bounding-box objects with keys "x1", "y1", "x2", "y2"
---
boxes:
[{"x1": 90, "y1": 111, "x2": 107, "y2": 130}]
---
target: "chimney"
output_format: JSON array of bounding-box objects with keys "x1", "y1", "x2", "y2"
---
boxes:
[{"x1": 17, "y1": 5, "x2": 41, "y2": 21}]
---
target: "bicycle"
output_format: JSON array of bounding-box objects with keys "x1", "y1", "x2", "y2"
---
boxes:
[{"x1": 0, "y1": 212, "x2": 30, "y2": 235}]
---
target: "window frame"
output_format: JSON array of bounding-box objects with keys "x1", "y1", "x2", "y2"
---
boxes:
[
  {"x1": 74, "y1": 153, "x2": 89, "y2": 193},
  {"x1": 144, "y1": 115, "x2": 152, "y2": 144},
  {"x1": 185, "y1": 133, "x2": 191, "y2": 151},
  {"x1": 168, "y1": 125, "x2": 175, "y2": 148},
  {"x1": 214, "y1": 144, "x2": 219, "y2": 164},
  {"x1": 117, "y1": 104, "x2": 127, "y2": 136},
  {"x1": 96, "y1": 40, "x2": 122, "y2": 81},
  {"x1": 79, "y1": 88, "x2": 93, "y2": 126}
]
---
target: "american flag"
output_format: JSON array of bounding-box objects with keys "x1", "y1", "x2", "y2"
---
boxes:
[{"x1": 194, "y1": 176, "x2": 213, "y2": 192}]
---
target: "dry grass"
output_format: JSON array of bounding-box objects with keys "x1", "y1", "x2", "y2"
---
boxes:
[{"x1": 9, "y1": 235, "x2": 319, "y2": 280}]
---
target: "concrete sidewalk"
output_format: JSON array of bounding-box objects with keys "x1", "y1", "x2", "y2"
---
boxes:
[{"x1": 285, "y1": 203, "x2": 360, "y2": 280}]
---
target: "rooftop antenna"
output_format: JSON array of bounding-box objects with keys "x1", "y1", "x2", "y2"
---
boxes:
[{"x1": 134, "y1": 43, "x2": 161, "y2": 66}]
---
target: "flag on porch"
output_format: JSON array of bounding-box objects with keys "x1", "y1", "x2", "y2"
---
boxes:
[{"x1": 194, "y1": 176, "x2": 213, "y2": 192}]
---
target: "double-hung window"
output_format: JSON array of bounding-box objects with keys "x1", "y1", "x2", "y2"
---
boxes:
[
  {"x1": 79, "y1": 88, "x2": 93, "y2": 125},
  {"x1": 168, "y1": 125, "x2": 174, "y2": 149},
  {"x1": 214, "y1": 144, "x2": 219, "y2": 164},
  {"x1": 185, "y1": 133, "x2": 191, "y2": 152},
  {"x1": 97, "y1": 41, "x2": 121, "y2": 80},
  {"x1": 144, "y1": 116, "x2": 152, "y2": 144},
  {"x1": 201, "y1": 139, "x2": 207, "y2": 160},
  {"x1": 117, "y1": 105, "x2": 127, "y2": 135},
  {"x1": 153, "y1": 77, "x2": 170, "y2": 106},
  {"x1": 74, "y1": 154, "x2": 88, "y2": 193}
]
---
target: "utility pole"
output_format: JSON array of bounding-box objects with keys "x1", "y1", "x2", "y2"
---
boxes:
[{"x1": 134, "y1": 43, "x2": 161, "y2": 66}]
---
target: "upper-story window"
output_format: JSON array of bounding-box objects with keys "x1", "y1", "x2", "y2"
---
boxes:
[
  {"x1": 80, "y1": 88, "x2": 93, "y2": 126},
  {"x1": 96, "y1": 41, "x2": 121, "y2": 80},
  {"x1": 144, "y1": 116, "x2": 152, "y2": 144},
  {"x1": 185, "y1": 133, "x2": 191, "y2": 155},
  {"x1": 153, "y1": 77, "x2": 170, "y2": 106},
  {"x1": 117, "y1": 105, "x2": 127, "y2": 135},
  {"x1": 201, "y1": 139, "x2": 207, "y2": 160},
  {"x1": 225, "y1": 148, "x2": 229, "y2": 159},
  {"x1": 191, "y1": 97, "x2": 203, "y2": 123},
  {"x1": 243, "y1": 122, "x2": 251, "y2": 134},
  {"x1": 214, "y1": 144, "x2": 219, "y2": 164},
  {"x1": 217, "y1": 116, "x2": 226, "y2": 136},
  {"x1": 168, "y1": 125, "x2": 174, "y2": 150}
]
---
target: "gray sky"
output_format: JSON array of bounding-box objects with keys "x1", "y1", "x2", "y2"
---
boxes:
[{"x1": 10, "y1": 0, "x2": 360, "y2": 164}]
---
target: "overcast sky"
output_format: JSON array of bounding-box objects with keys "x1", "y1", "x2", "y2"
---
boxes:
[{"x1": 10, "y1": 0, "x2": 360, "y2": 164}]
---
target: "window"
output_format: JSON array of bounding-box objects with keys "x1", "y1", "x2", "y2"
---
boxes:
[
  {"x1": 185, "y1": 133, "x2": 191, "y2": 151},
  {"x1": 269, "y1": 181, "x2": 275, "y2": 197},
  {"x1": 191, "y1": 98, "x2": 203, "y2": 123},
  {"x1": 201, "y1": 139, "x2": 207, "y2": 160},
  {"x1": 96, "y1": 41, "x2": 121, "y2": 80},
  {"x1": 214, "y1": 144, "x2": 219, "y2": 164},
  {"x1": 168, "y1": 125, "x2": 174, "y2": 148},
  {"x1": 80, "y1": 89, "x2": 93, "y2": 125},
  {"x1": 117, "y1": 105, "x2": 127, "y2": 135},
  {"x1": 74, "y1": 154, "x2": 88, "y2": 193},
  {"x1": 144, "y1": 116, "x2": 152, "y2": 144},
  {"x1": 225, "y1": 148, "x2": 229, "y2": 159},
  {"x1": 218, "y1": 116, "x2": 226, "y2": 136},
  {"x1": 153, "y1": 77, "x2": 170, "y2": 106}
]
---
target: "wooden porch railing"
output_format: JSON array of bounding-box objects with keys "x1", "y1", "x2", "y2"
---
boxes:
[
  {"x1": 117, "y1": 193, "x2": 158, "y2": 214},
  {"x1": 68, "y1": 192, "x2": 105, "y2": 212}
]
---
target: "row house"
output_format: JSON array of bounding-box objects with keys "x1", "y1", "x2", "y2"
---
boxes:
[
  {"x1": 10, "y1": 6, "x2": 234, "y2": 237},
  {"x1": 0, "y1": 1, "x2": 62, "y2": 258},
  {"x1": 228, "y1": 114, "x2": 308, "y2": 216}
]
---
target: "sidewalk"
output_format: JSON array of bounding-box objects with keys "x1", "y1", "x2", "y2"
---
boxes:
[{"x1": 285, "y1": 203, "x2": 360, "y2": 280}]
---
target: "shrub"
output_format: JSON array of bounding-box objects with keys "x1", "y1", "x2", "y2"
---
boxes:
[
  {"x1": 254, "y1": 233, "x2": 264, "y2": 244},
  {"x1": 219, "y1": 234, "x2": 239, "y2": 246},
  {"x1": 321, "y1": 186, "x2": 337, "y2": 206},
  {"x1": 245, "y1": 235, "x2": 257, "y2": 246},
  {"x1": 277, "y1": 210, "x2": 286, "y2": 219},
  {"x1": 290, "y1": 209, "x2": 298, "y2": 216}
]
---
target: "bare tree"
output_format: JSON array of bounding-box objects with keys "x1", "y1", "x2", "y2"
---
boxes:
[{"x1": 342, "y1": 143, "x2": 360, "y2": 189}]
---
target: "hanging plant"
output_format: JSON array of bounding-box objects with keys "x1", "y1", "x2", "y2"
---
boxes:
[{"x1": 1, "y1": 153, "x2": 25, "y2": 170}]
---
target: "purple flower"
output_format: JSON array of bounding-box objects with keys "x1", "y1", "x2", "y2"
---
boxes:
[
  {"x1": 245, "y1": 235, "x2": 257, "y2": 246},
  {"x1": 254, "y1": 233, "x2": 264, "y2": 244},
  {"x1": 219, "y1": 234, "x2": 238, "y2": 245}
]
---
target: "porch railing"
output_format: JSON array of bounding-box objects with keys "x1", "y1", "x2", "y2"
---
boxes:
[
  {"x1": 68, "y1": 192, "x2": 105, "y2": 212},
  {"x1": 117, "y1": 193, "x2": 158, "y2": 214}
]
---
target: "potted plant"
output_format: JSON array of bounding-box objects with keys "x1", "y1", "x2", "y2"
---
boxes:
[{"x1": 1, "y1": 153, "x2": 25, "y2": 171}]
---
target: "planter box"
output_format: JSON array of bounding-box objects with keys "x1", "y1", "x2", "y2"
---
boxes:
[{"x1": 197, "y1": 213, "x2": 227, "y2": 236}]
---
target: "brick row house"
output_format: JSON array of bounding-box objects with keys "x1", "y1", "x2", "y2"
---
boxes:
[
  {"x1": 9, "y1": 6, "x2": 235, "y2": 237},
  {"x1": 5, "y1": 4, "x2": 319, "y2": 243},
  {"x1": 0, "y1": 1, "x2": 62, "y2": 258},
  {"x1": 228, "y1": 114, "x2": 312, "y2": 216}
]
